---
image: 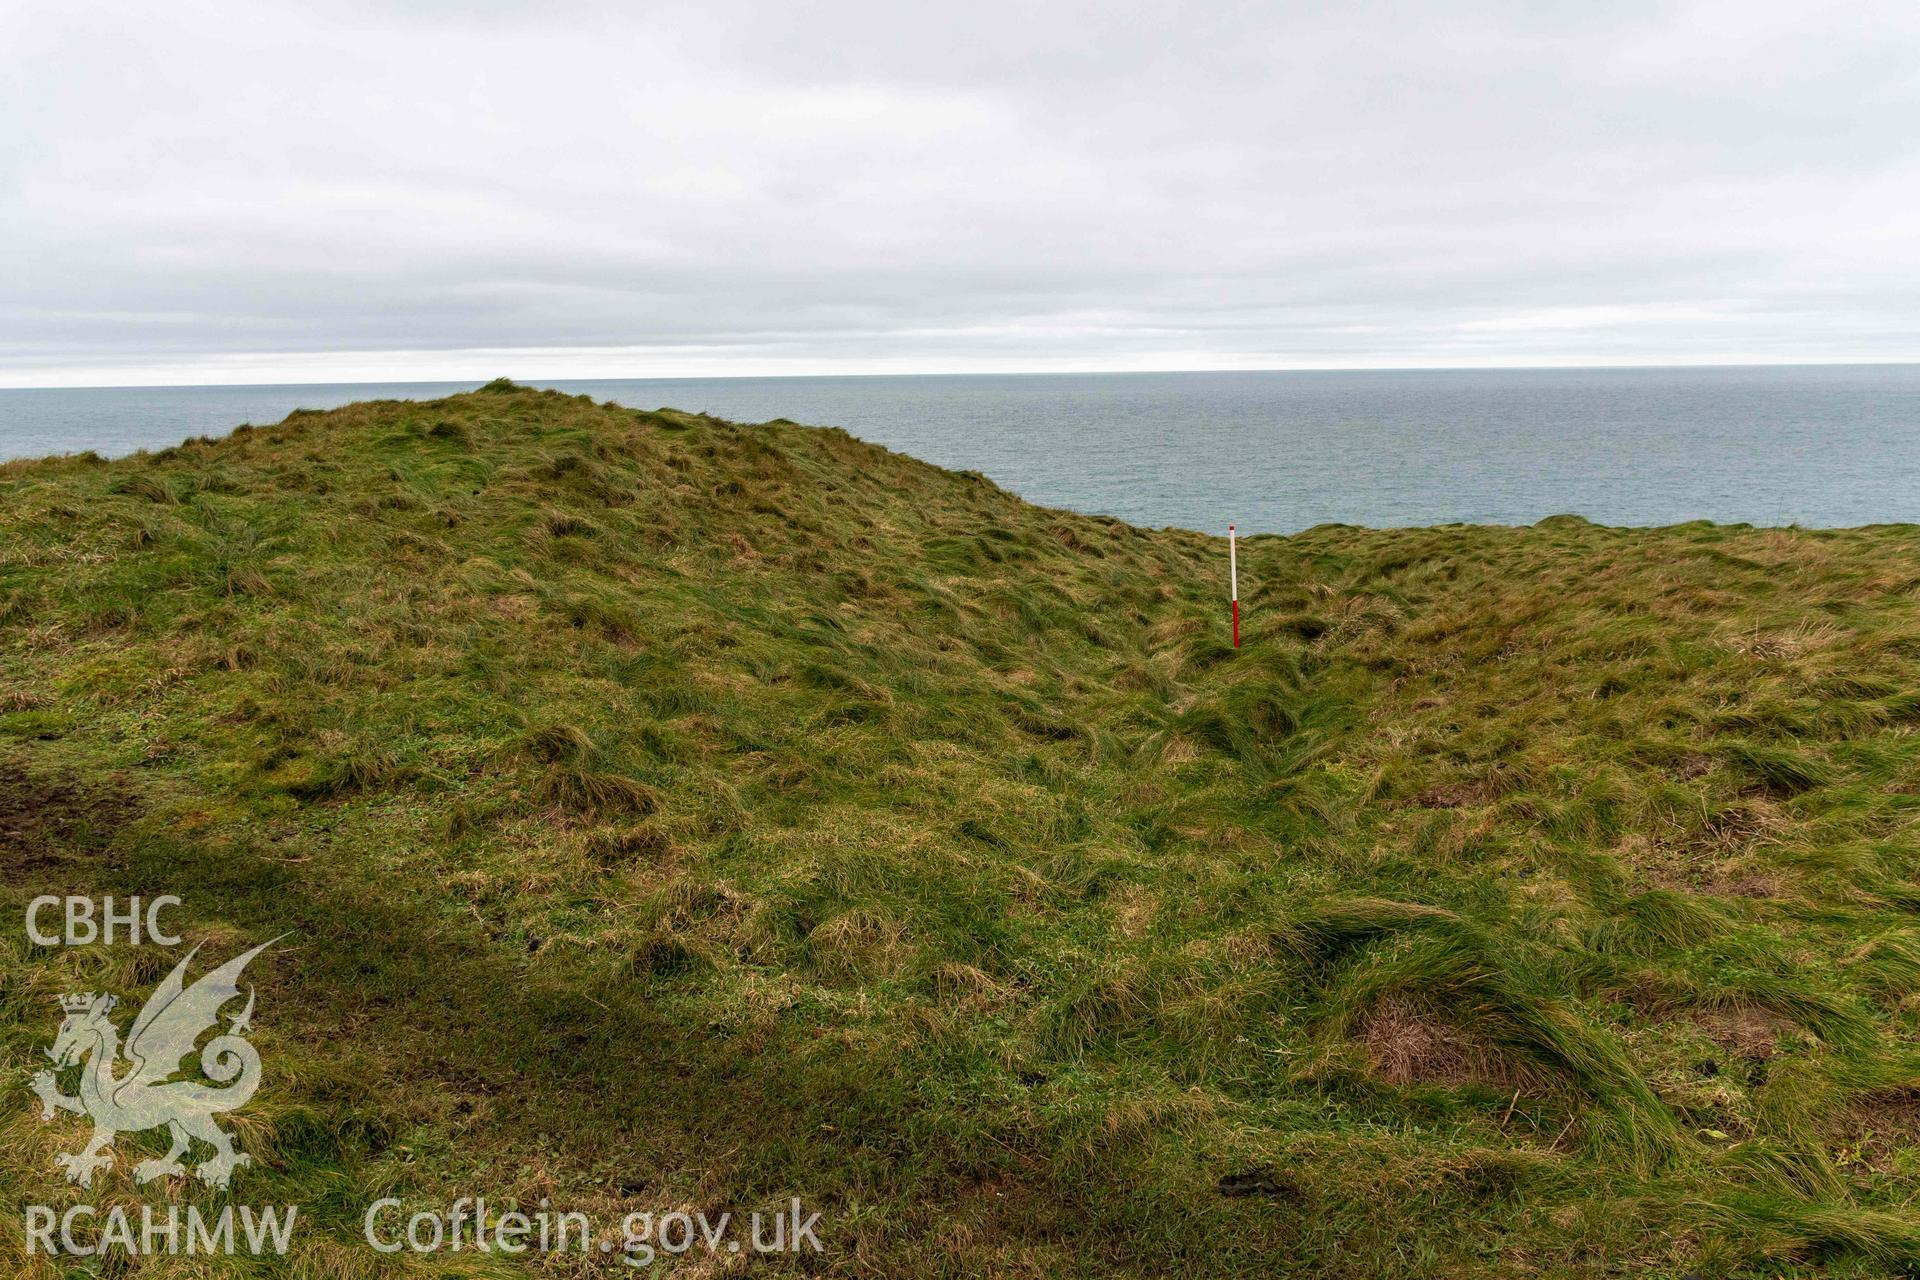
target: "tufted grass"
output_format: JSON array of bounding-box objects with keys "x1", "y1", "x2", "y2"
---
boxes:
[{"x1": 3, "y1": 380, "x2": 1920, "y2": 1275}]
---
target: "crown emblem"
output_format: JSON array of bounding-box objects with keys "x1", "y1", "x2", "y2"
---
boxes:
[{"x1": 57, "y1": 992, "x2": 112, "y2": 1014}]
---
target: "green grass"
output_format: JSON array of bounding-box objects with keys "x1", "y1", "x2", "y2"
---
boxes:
[{"x1": 4, "y1": 380, "x2": 1920, "y2": 1276}]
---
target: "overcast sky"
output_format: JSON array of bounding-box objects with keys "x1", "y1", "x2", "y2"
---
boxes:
[{"x1": 4, "y1": 0, "x2": 1918, "y2": 386}]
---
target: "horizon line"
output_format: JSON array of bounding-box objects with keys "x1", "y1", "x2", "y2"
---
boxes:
[{"x1": 5, "y1": 355, "x2": 1920, "y2": 393}]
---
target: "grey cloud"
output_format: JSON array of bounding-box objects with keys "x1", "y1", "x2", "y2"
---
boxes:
[{"x1": 2, "y1": 0, "x2": 1917, "y2": 384}]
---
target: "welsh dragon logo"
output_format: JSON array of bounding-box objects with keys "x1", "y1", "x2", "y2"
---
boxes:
[{"x1": 30, "y1": 939, "x2": 279, "y2": 1189}]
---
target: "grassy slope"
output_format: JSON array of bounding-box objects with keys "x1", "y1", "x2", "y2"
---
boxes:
[{"x1": 4, "y1": 380, "x2": 1920, "y2": 1276}]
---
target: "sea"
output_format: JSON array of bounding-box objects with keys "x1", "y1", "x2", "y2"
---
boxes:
[{"x1": 3, "y1": 365, "x2": 1917, "y2": 534}]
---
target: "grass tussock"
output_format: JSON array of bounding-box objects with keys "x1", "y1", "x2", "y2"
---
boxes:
[{"x1": 4, "y1": 382, "x2": 1920, "y2": 1275}]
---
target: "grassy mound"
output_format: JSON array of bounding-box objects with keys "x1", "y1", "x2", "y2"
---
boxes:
[{"x1": 4, "y1": 381, "x2": 1920, "y2": 1276}]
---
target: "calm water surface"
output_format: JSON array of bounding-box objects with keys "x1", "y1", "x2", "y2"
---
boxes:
[{"x1": 3, "y1": 366, "x2": 1917, "y2": 533}]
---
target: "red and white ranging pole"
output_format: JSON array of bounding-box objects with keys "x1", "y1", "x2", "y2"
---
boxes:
[{"x1": 1229, "y1": 524, "x2": 1239, "y2": 648}]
